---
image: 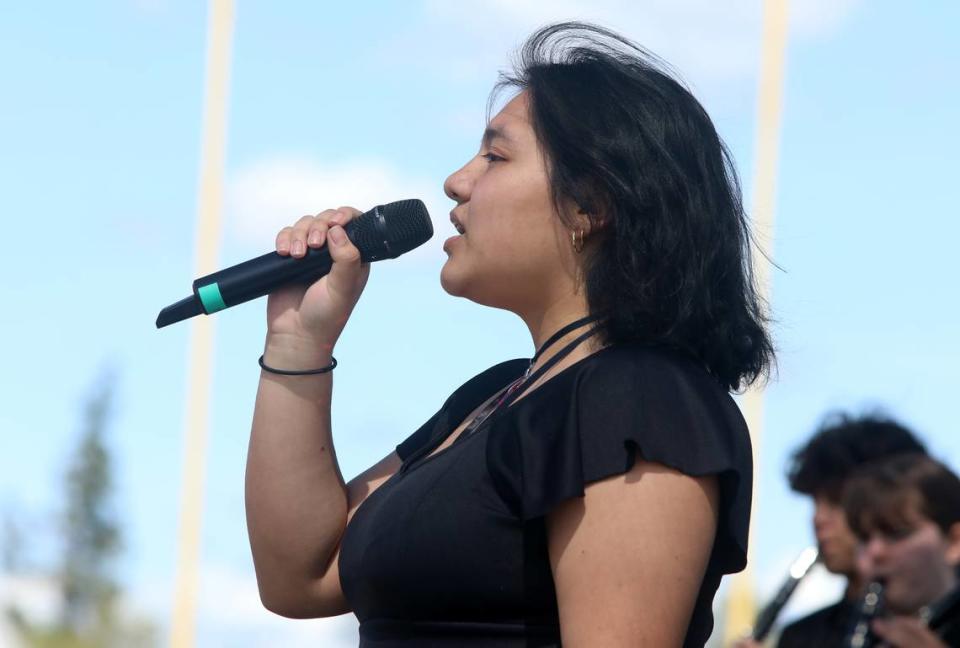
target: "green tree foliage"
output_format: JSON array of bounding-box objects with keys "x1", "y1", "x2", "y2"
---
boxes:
[
  {"x1": 60, "y1": 372, "x2": 120, "y2": 635},
  {"x1": 6, "y1": 371, "x2": 156, "y2": 648}
]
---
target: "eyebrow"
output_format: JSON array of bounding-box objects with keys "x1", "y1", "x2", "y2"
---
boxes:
[{"x1": 482, "y1": 126, "x2": 514, "y2": 148}]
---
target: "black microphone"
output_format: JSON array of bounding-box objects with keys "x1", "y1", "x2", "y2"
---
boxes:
[{"x1": 155, "y1": 199, "x2": 433, "y2": 328}]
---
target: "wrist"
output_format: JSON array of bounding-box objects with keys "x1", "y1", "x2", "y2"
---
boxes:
[{"x1": 263, "y1": 333, "x2": 335, "y2": 371}]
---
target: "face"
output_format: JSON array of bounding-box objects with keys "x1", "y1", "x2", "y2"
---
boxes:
[
  {"x1": 856, "y1": 514, "x2": 960, "y2": 614},
  {"x1": 440, "y1": 92, "x2": 579, "y2": 313},
  {"x1": 813, "y1": 494, "x2": 860, "y2": 576}
]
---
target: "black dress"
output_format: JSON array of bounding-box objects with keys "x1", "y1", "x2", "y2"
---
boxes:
[{"x1": 338, "y1": 344, "x2": 753, "y2": 647}]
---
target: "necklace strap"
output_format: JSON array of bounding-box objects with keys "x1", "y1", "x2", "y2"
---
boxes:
[
  {"x1": 405, "y1": 315, "x2": 607, "y2": 465},
  {"x1": 530, "y1": 313, "x2": 603, "y2": 366},
  {"x1": 502, "y1": 324, "x2": 601, "y2": 412},
  {"x1": 454, "y1": 324, "x2": 602, "y2": 445}
]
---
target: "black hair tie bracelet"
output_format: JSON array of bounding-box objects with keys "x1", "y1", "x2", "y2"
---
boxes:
[{"x1": 258, "y1": 354, "x2": 337, "y2": 375}]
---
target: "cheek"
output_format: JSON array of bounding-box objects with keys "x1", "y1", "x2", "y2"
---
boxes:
[{"x1": 894, "y1": 543, "x2": 942, "y2": 584}]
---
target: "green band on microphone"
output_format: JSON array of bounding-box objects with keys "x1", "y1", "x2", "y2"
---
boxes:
[{"x1": 197, "y1": 282, "x2": 227, "y2": 313}]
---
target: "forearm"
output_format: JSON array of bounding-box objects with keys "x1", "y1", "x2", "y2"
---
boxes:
[{"x1": 245, "y1": 334, "x2": 348, "y2": 596}]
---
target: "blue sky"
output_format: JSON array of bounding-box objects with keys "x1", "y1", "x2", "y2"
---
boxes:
[{"x1": 1, "y1": 1, "x2": 958, "y2": 645}]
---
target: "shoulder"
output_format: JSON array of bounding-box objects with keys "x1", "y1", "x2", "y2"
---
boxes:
[
  {"x1": 395, "y1": 358, "x2": 526, "y2": 462},
  {"x1": 572, "y1": 345, "x2": 752, "y2": 471},
  {"x1": 445, "y1": 357, "x2": 528, "y2": 409},
  {"x1": 781, "y1": 605, "x2": 835, "y2": 630},
  {"x1": 464, "y1": 357, "x2": 529, "y2": 390},
  {"x1": 487, "y1": 345, "x2": 753, "y2": 573},
  {"x1": 778, "y1": 600, "x2": 850, "y2": 644},
  {"x1": 576, "y1": 344, "x2": 734, "y2": 406}
]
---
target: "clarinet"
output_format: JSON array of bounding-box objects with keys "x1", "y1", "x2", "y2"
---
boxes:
[
  {"x1": 845, "y1": 581, "x2": 960, "y2": 647},
  {"x1": 751, "y1": 547, "x2": 820, "y2": 641},
  {"x1": 846, "y1": 580, "x2": 885, "y2": 648},
  {"x1": 921, "y1": 584, "x2": 960, "y2": 646}
]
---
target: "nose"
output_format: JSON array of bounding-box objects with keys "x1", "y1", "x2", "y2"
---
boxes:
[
  {"x1": 813, "y1": 498, "x2": 836, "y2": 534},
  {"x1": 443, "y1": 159, "x2": 474, "y2": 204},
  {"x1": 861, "y1": 535, "x2": 889, "y2": 568}
]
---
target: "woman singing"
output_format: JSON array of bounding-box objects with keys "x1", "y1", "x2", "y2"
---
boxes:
[{"x1": 245, "y1": 22, "x2": 773, "y2": 647}]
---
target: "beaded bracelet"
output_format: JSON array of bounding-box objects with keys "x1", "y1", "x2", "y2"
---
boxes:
[{"x1": 258, "y1": 354, "x2": 337, "y2": 375}]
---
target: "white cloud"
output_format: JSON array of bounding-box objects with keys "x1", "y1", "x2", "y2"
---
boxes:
[
  {"x1": 0, "y1": 574, "x2": 60, "y2": 635},
  {"x1": 225, "y1": 156, "x2": 451, "y2": 263}
]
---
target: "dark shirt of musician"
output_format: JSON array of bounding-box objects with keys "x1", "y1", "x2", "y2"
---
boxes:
[
  {"x1": 776, "y1": 599, "x2": 855, "y2": 648},
  {"x1": 929, "y1": 585, "x2": 960, "y2": 647}
]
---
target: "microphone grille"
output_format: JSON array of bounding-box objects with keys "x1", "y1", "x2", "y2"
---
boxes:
[{"x1": 380, "y1": 199, "x2": 433, "y2": 254}]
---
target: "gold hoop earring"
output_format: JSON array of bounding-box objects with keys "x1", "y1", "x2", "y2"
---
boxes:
[{"x1": 571, "y1": 228, "x2": 585, "y2": 253}]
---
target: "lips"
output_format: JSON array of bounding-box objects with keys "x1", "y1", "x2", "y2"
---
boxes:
[
  {"x1": 450, "y1": 212, "x2": 466, "y2": 234},
  {"x1": 442, "y1": 234, "x2": 462, "y2": 254}
]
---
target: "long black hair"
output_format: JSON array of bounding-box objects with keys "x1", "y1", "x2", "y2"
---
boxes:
[{"x1": 493, "y1": 22, "x2": 773, "y2": 390}]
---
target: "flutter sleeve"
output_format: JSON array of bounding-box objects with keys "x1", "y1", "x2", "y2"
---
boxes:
[{"x1": 486, "y1": 347, "x2": 753, "y2": 573}]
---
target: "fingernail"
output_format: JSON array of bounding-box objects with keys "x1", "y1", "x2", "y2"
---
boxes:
[
  {"x1": 308, "y1": 231, "x2": 320, "y2": 246},
  {"x1": 293, "y1": 240, "x2": 304, "y2": 255},
  {"x1": 329, "y1": 226, "x2": 346, "y2": 245}
]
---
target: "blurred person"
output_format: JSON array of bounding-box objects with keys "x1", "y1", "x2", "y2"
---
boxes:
[
  {"x1": 732, "y1": 414, "x2": 926, "y2": 647},
  {"x1": 244, "y1": 22, "x2": 772, "y2": 647},
  {"x1": 844, "y1": 453, "x2": 960, "y2": 647}
]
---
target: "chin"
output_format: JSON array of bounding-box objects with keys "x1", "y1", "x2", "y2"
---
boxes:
[
  {"x1": 820, "y1": 553, "x2": 853, "y2": 576},
  {"x1": 439, "y1": 263, "x2": 467, "y2": 298},
  {"x1": 885, "y1": 587, "x2": 923, "y2": 615}
]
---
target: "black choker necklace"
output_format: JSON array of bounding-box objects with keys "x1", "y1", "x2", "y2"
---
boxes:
[
  {"x1": 401, "y1": 314, "x2": 607, "y2": 466},
  {"x1": 525, "y1": 313, "x2": 603, "y2": 379}
]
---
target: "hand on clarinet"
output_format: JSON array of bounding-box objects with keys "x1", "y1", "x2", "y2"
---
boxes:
[
  {"x1": 871, "y1": 616, "x2": 948, "y2": 648},
  {"x1": 265, "y1": 207, "x2": 370, "y2": 361}
]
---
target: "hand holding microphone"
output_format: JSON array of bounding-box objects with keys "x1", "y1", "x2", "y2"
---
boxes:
[
  {"x1": 266, "y1": 206, "x2": 371, "y2": 350},
  {"x1": 156, "y1": 199, "x2": 433, "y2": 356}
]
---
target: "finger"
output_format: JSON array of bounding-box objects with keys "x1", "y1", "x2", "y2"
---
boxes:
[
  {"x1": 306, "y1": 209, "x2": 339, "y2": 248},
  {"x1": 305, "y1": 208, "x2": 346, "y2": 249},
  {"x1": 275, "y1": 226, "x2": 294, "y2": 255},
  {"x1": 872, "y1": 617, "x2": 941, "y2": 648},
  {"x1": 306, "y1": 206, "x2": 363, "y2": 249},
  {"x1": 288, "y1": 214, "x2": 318, "y2": 258},
  {"x1": 325, "y1": 224, "x2": 367, "y2": 299},
  {"x1": 329, "y1": 206, "x2": 363, "y2": 226}
]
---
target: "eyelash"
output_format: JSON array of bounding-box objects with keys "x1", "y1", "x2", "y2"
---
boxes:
[{"x1": 482, "y1": 152, "x2": 505, "y2": 163}]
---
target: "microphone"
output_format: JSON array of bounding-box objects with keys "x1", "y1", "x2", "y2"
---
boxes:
[{"x1": 156, "y1": 199, "x2": 433, "y2": 328}]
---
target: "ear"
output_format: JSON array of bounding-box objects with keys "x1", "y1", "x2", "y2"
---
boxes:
[
  {"x1": 574, "y1": 207, "x2": 608, "y2": 234},
  {"x1": 944, "y1": 522, "x2": 960, "y2": 567}
]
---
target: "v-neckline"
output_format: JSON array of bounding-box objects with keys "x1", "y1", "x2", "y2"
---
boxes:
[{"x1": 399, "y1": 346, "x2": 616, "y2": 475}]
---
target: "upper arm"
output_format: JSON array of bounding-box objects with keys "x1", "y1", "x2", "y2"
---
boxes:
[
  {"x1": 298, "y1": 449, "x2": 404, "y2": 617},
  {"x1": 546, "y1": 458, "x2": 719, "y2": 647}
]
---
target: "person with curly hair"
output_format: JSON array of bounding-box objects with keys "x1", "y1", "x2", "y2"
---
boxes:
[{"x1": 734, "y1": 414, "x2": 926, "y2": 647}]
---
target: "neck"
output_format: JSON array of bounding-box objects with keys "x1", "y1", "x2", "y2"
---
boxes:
[
  {"x1": 518, "y1": 293, "x2": 600, "y2": 374},
  {"x1": 845, "y1": 573, "x2": 867, "y2": 602},
  {"x1": 929, "y1": 567, "x2": 959, "y2": 608}
]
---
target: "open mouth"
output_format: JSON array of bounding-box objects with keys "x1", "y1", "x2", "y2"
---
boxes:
[{"x1": 450, "y1": 212, "x2": 466, "y2": 234}]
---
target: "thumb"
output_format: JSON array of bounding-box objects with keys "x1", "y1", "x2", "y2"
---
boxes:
[{"x1": 325, "y1": 224, "x2": 365, "y2": 293}]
